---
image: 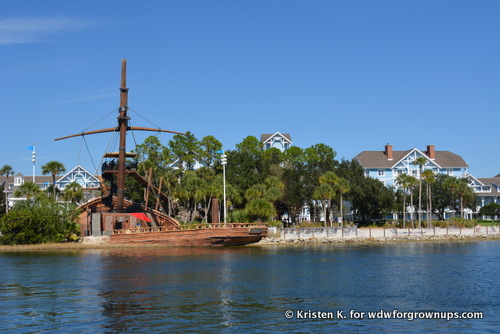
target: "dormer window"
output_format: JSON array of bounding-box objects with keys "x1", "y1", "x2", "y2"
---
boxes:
[{"x1": 14, "y1": 176, "x2": 23, "y2": 186}]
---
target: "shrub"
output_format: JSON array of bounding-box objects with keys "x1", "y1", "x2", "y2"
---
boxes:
[{"x1": 0, "y1": 199, "x2": 81, "y2": 245}]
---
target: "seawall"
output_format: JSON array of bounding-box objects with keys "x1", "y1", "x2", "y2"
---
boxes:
[{"x1": 256, "y1": 226, "x2": 500, "y2": 245}]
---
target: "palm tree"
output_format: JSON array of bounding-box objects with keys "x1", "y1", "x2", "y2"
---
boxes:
[
  {"x1": 161, "y1": 169, "x2": 179, "y2": 217},
  {"x1": 0, "y1": 164, "x2": 13, "y2": 183},
  {"x1": 13, "y1": 182, "x2": 41, "y2": 201},
  {"x1": 412, "y1": 156, "x2": 427, "y2": 228},
  {"x1": 396, "y1": 173, "x2": 410, "y2": 228},
  {"x1": 41, "y1": 161, "x2": 66, "y2": 199},
  {"x1": 407, "y1": 175, "x2": 419, "y2": 228},
  {"x1": 245, "y1": 198, "x2": 275, "y2": 222},
  {"x1": 318, "y1": 171, "x2": 339, "y2": 227},
  {"x1": 313, "y1": 183, "x2": 335, "y2": 229},
  {"x1": 176, "y1": 171, "x2": 204, "y2": 223},
  {"x1": 421, "y1": 169, "x2": 435, "y2": 227},
  {"x1": 63, "y1": 181, "x2": 84, "y2": 204},
  {"x1": 335, "y1": 177, "x2": 350, "y2": 226},
  {"x1": 443, "y1": 176, "x2": 459, "y2": 219},
  {"x1": 0, "y1": 164, "x2": 14, "y2": 213},
  {"x1": 456, "y1": 178, "x2": 473, "y2": 218},
  {"x1": 264, "y1": 176, "x2": 284, "y2": 222}
]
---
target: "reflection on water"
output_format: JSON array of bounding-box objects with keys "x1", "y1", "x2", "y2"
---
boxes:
[{"x1": 0, "y1": 242, "x2": 498, "y2": 333}]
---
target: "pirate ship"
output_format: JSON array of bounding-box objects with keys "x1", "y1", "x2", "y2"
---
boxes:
[{"x1": 55, "y1": 59, "x2": 266, "y2": 246}]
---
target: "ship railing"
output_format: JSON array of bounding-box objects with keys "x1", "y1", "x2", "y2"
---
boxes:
[
  {"x1": 112, "y1": 222, "x2": 268, "y2": 234},
  {"x1": 179, "y1": 222, "x2": 268, "y2": 230}
]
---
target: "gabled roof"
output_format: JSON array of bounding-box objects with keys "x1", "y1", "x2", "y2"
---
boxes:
[
  {"x1": 260, "y1": 132, "x2": 292, "y2": 144},
  {"x1": 57, "y1": 165, "x2": 100, "y2": 188},
  {"x1": 475, "y1": 177, "x2": 500, "y2": 196},
  {"x1": 355, "y1": 148, "x2": 468, "y2": 168},
  {"x1": 6, "y1": 175, "x2": 55, "y2": 184},
  {"x1": 5, "y1": 165, "x2": 98, "y2": 187},
  {"x1": 467, "y1": 174, "x2": 483, "y2": 186},
  {"x1": 57, "y1": 165, "x2": 96, "y2": 181}
]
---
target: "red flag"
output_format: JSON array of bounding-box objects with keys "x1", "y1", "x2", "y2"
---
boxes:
[{"x1": 130, "y1": 212, "x2": 152, "y2": 222}]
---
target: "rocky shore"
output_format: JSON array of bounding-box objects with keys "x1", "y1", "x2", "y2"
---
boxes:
[{"x1": 255, "y1": 233, "x2": 500, "y2": 245}]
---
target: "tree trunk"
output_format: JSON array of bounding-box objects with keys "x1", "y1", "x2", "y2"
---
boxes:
[
  {"x1": 429, "y1": 184, "x2": 432, "y2": 227},
  {"x1": 402, "y1": 194, "x2": 406, "y2": 229},
  {"x1": 323, "y1": 200, "x2": 327, "y2": 229},
  {"x1": 340, "y1": 195, "x2": 343, "y2": 227}
]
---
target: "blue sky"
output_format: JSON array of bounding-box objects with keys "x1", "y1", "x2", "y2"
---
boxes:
[{"x1": 1, "y1": 0, "x2": 499, "y2": 178}]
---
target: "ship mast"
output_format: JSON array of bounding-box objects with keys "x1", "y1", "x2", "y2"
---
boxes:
[
  {"x1": 55, "y1": 59, "x2": 185, "y2": 213},
  {"x1": 117, "y1": 59, "x2": 129, "y2": 212}
]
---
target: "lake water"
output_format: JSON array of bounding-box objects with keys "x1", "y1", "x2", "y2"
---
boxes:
[{"x1": 0, "y1": 241, "x2": 499, "y2": 333}]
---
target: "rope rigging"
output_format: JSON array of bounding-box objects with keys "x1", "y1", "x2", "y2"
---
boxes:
[
  {"x1": 128, "y1": 108, "x2": 163, "y2": 132},
  {"x1": 82, "y1": 108, "x2": 118, "y2": 133}
]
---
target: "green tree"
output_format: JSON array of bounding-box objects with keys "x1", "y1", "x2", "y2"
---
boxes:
[
  {"x1": 406, "y1": 175, "x2": 419, "y2": 227},
  {"x1": 443, "y1": 176, "x2": 460, "y2": 219},
  {"x1": 199, "y1": 135, "x2": 223, "y2": 168},
  {"x1": 160, "y1": 169, "x2": 180, "y2": 217},
  {"x1": 176, "y1": 170, "x2": 204, "y2": 223},
  {"x1": 63, "y1": 181, "x2": 84, "y2": 204},
  {"x1": 226, "y1": 136, "x2": 266, "y2": 200},
  {"x1": 280, "y1": 146, "x2": 308, "y2": 224},
  {"x1": 395, "y1": 173, "x2": 414, "y2": 228},
  {"x1": 245, "y1": 198, "x2": 275, "y2": 222},
  {"x1": 336, "y1": 176, "x2": 350, "y2": 225},
  {"x1": 432, "y1": 174, "x2": 454, "y2": 220},
  {"x1": 169, "y1": 131, "x2": 201, "y2": 171},
  {"x1": 313, "y1": 183, "x2": 335, "y2": 228},
  {"x1": 304, "y1": 143, "x2": 337, "y2": 175},
  {"x1": 244, "y1": 176, "x2": 284, "y2": 222},
  {"x1": 134, "y1": 135, "x2": 173, "y2": 175},
  {"x1": 422, "y1": 169, "x2": 435, "y2": 227},
  {"x1": 41, "y1": 161, "x2": 66, "y2": 199},
  {"x1": 0, "y1": 165, "x2": 13, "y2": 185},
  {"x1": 0, "y1": 196, "x2": 80, "y2": 245},
  {"x1": 0, "y1": 164, "x2": 13, "y2": 214},
  {"x1": 13, "y1": 182, "x2": 42, "y2": 201},
  {"x1": 337, "y1": 159, "x2": 395, "y2": 224},
  {"x1": 195, "y1": 167, "x2": 217, "y2": 222},
  {"x1": 455, "y1": 178, "x2": 476, "y2": 218},
  {"x1": 262, "y1": 148, "x2": 283, "y2": 172},
  {"x1": 478, "y1": 203, "x2": 500, "y2": 220}
]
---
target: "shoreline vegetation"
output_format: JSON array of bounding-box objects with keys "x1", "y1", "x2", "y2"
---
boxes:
[{"x1": 0, "y1": 227, "x2": 499, "y2": 252}]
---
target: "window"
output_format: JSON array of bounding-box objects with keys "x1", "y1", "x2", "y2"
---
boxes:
[
  {"x1": 378, "y1": 170, "x2": 385, "y2": 176},
  {"x1": 14, "y1": 177, "x2": 22, "y2": 186},
  {"x1": 412, "y1": 170, "x2": 418, "y2": 177}
]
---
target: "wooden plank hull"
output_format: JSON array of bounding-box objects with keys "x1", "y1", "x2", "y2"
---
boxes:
[{"x1": 109, "y1": 226, "x2": 267, "y2": 247}]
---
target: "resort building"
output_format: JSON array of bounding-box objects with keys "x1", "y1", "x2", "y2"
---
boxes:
[
  {"x1": 2, "y1": 165, "x2": 100, "y2": 208},
  {"x1": 261, "y1": 132, "x2": 292, "y2": 151},
  {"x1": 355, "y1": 144, "x2": 469, "y2": 187},
  {"x1": 468, "y1": 175, "x2": 500, "y2": 217},
  {"x1": 355, "y1": 144, "x2": 500, "y2": 220}
]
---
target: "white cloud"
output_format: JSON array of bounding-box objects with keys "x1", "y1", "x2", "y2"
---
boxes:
[{"x1": 0, "y1": 17, "x2": 97, "y2": 45}]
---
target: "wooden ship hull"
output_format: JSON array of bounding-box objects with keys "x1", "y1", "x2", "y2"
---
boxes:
[
  {"x1": 77, "y1": 196, "x2": 267, "y2": 247},
  {"x1": 110, "y1": 225, "x2": 267, "y2": 247},
  {"x1": 57, "y1": 60, "x2": 267, "y2": 246}
]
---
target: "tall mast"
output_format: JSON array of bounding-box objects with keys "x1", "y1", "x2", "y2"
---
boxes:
[
  {"x1": 54, "y1": 59, "x2": 186, "y2": 213},
  {"x1": 117, "y1": 59, "x2": 129, "y2": 212}
]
